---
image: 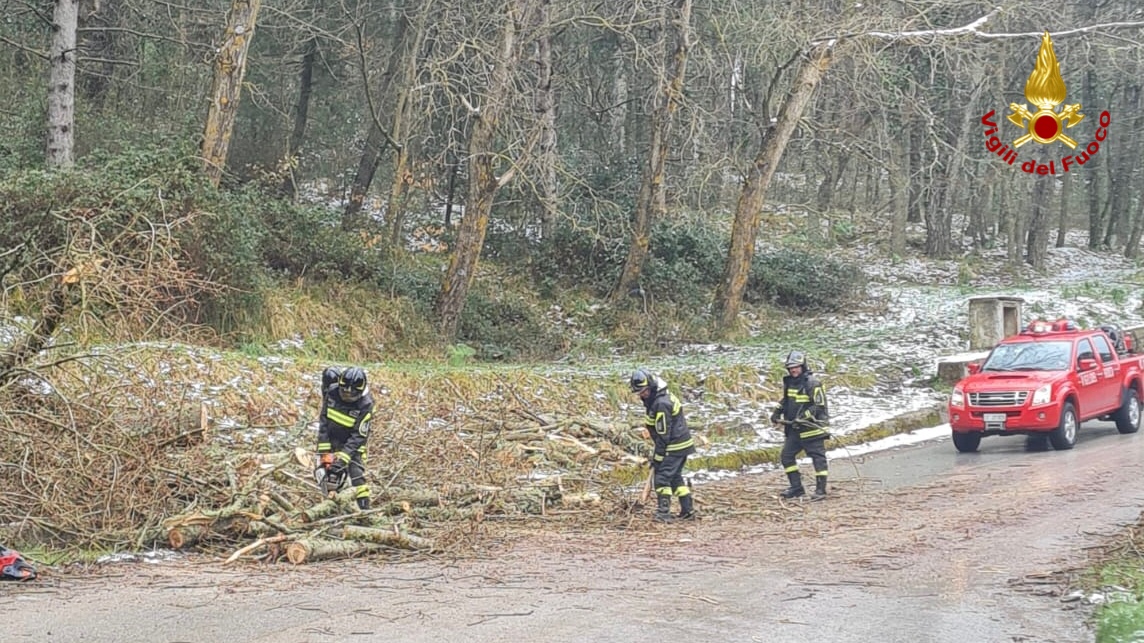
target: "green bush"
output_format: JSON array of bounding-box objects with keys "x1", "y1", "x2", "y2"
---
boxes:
[
  {"x1": 747, "y1": 249, "x2": 867, "y2": 312},
  {"x1": 523, "y1": 215, "x2": 726, "y2": 306},
  {"x1": 458, "y1": 287, "x2": 564, "y2": 360}
]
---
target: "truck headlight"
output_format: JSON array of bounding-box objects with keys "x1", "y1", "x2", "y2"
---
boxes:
[
  {"x1": 1031, "y1": 383, "x2": 1052, "y2": 406},
  {"x1": 951, "y1": 387, "x2": 965, "y2": 408}
]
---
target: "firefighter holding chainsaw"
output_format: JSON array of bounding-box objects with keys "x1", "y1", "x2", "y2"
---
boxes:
[
  {"x1": 630, "y1": 368, "x2": 696, "y2": 522},
  {"x1": 315, "y1": 366, "x2": 374, "y2": 509},
  {"x1": 771, "y1": 350, "x2": 830, "y2": 500}
]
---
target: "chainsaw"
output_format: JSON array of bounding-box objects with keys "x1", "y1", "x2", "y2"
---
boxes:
[{"x1": 313, "y1": 455, "x2": 348, "y2": 498}]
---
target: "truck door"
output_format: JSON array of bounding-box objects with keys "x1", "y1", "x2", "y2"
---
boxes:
[
  {"x1": 1091, "y1": 333, "x2": 1122, "y2": 413},
  {"x1": 1074, "y1": 338, "x2": 1104, "y2": 414}
]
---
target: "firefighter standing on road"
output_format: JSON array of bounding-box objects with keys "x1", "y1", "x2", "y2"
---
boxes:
[
  {"x1": 771, "y1": 351, "x2": 831, "y2": 500},
  {"x1": 630, "y1": 369, "x2": 696, "y2": 522},
  {"x1": 316, "y1": 366, "x2": 374, "y2": 510}
]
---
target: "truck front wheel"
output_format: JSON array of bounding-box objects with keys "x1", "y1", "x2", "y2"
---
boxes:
[
  {"x1": 952, "y1": 431, "x2": 982, "y2": 453},
  {"x1": 1114, "y1": 387, "x2": 1141, "y2": 434},
  {"x1": 1049, "y1": 401, "x2": 1079, "y2": 450}
]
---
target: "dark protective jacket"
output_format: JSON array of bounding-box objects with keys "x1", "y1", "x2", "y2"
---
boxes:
[
  {"x1": 317, "y1": 384, "x2": 375, "y2": 457},
  {"x1": 642, "y1": 376, "x2": 695, "y2": 463},
  {"x1": 771, "y1": 370, "x2": 830, "y2": 441}
]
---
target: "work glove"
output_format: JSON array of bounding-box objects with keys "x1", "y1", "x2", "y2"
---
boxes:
[
  {"x1": 769, "y1": 408, "x2": 782, "y2": 423},
  {"x1": 328, "y1": 451, "x2": 351, "y2": 476}
]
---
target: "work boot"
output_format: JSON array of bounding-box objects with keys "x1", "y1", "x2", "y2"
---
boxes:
[
  {"x1": 811, "y1": 476, "x2": 827, "y2": 501},
  {"x1": 678, "y1": 492, "x2": 697, "y2": 520},
  {"x1": 779, "y1": 471, "x2": 804, "y2": 499},
  {"x1": 653, "y1": 494, "x2": 675, "y2": 523}
]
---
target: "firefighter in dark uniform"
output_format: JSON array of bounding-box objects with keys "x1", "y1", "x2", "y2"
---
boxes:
[
  {"x1": 316, "y1": 366, "x2": 374, "y2": 510},
  {"x1": 770, "y1": 351, "x2": 830, "y2": 500},
  {"x1": 321, "y1": 366, "x2": 342, "y2": 395},
  {"x1": 630, "y1": 369, "x2": 696, "y2": 522}
]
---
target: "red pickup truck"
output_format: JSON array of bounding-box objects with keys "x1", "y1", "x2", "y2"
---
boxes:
[{"x1": 948, "y1": 319, "x2": 1143, "y2": 452}]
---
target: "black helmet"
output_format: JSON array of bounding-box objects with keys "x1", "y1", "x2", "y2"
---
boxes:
[
  {"x1": 338, "y1": 367, "x2": 367, "y2": 403},
  {"x1": 784, "y1": 350, "x2": 807, "y2": 370},
  {"x1": 321, "y1": 367, "x2": 342, "y2": 393},
  {"x1": 629, "y1": 368, "x2": 653, "y2": 393}
]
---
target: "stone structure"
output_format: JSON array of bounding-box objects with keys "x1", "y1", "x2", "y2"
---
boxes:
[{"x1": 967, "y1": 296, "x2": 1025, "y2": 351}]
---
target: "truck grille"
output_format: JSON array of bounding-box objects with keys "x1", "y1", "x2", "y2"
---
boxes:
[{"x1": 968, "y1": 391, "x2": 1029, "y2": 407}]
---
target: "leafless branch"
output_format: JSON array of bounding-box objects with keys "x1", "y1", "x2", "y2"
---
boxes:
[{"x1": 0, "y1": 34, "x2": 48, "y2": 59}]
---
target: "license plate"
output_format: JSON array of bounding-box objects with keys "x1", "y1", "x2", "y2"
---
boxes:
[{"x1": 983, "y1": 413, "x2": 1007, "y2": 423}]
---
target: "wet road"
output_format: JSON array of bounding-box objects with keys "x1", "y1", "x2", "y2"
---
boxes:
[{"x1": 8, "y1": 421, "x2": 1144, "y2": 643}]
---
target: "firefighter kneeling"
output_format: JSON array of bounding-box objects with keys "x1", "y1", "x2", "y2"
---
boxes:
[
  {"x1": 315, "y1": 366, "x2": 374, "y2": 510},
  {"x1": 770, "y1": 350, "x2": 831, "y2": 501}
]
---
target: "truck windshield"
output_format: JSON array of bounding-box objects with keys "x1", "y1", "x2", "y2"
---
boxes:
[{"x1": 981, "y1": 341, "x2": 1073, "y2": 372}]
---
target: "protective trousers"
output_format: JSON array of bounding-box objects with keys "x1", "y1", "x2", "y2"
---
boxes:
[
  {"x1": 779, "y1": 434, "x2": 828, "y2": 491},
  {"x1": 654, "y1": 452, "x2": 694, "y2": 518},
  {"x1": 332, "y1": 444, "x2": 371, "y2": 509}
]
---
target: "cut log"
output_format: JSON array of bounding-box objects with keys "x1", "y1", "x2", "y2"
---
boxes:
[
  {"x1": 286, "y1": 537, "x2": 382, "y2": 564},
  {"x1": 341, "y1": 525, "x2": 436, "y2": 551},
  {"x1": 299, "y1": 488, "x2": 357, "y2": 522},
  {"x1": 168, "y1": 524, "x2": 208, "y2": 550}
]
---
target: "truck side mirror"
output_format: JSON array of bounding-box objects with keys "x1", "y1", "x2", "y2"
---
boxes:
[
  {"x1": 966, "y1": 362, "x2": 981, "y2": 375},
  {"x1": 1077, "y1": 357, "x2": 1098, "y2": 371}
]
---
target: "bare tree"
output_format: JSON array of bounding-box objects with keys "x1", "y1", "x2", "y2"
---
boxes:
[
  {"x1": 202, "y1": 0, "x2": 263, "y2": 187},
  {"x1": 714, "y1": 42, "x2": 833, "y2": 332},
  {"x1": 533, "y1": 0, "x2": 558, "y2": 239},
  {"x1": 609, "y1": 0, "x2": 692, "y2": 304},
  {"x1": 342, "y1": 4, "x2": 409, "y2": 228},
  {"x1": 435, "y1": 0, "x2": 536, "y2": 340},
  {"x1": 46, "y1": 0, "x2": 80, "y2": 169},
  {"x1": 385, "y1": 2, "x2": 435, "y2": 247},
  {"x1": 1025, "y1": 176, "x2": 1052, "y2": 269},
  {"x1": 279, "y1": 37, "x2": 317, "y2": 199}
]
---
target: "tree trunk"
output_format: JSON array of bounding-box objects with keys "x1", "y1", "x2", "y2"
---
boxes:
[
  {"x1": 345, "y1": 126, "x2": 389, "y2": 227},
  {"x1": 201, "y1": 0, "x2": 262, "y2": 187},
  {"x1": 1005, "y1": 176, "x2": 1025, "y2": 264},
  {"x1": 46, "y1": 0, "x2": 80, "y2": 169},
  {"x1": 279, "y1": 37, "x2": 317, "y2": 199},
  {"x1": 344, "y1": 12, "x2": 413, "y2": 229},
  {"x1": 967, "y1": 181, "x2": 990, "y2": 250},
  {"x1": 1125, "y1": 183, "x2": 1144, "y2": 258},
  {"x1": 906, "y1": 115, "x2": 925, "y2": 224},
  {"x1": 714, "y1": 42, "x2": 834, "y2": 333},
  {"x1": 443, "y1": 146, "x2": 459, "y2": 227},
  {"x1": 609, "y1": 39, "x2": 628, "y2": 158},
  {"x1": 385, "y1": 4, "x2": 433, "y2": 248},
  {"x1": 813, "y1": 152, "x2": 849, "y2": 240},
  {"x1": 534, "y1": 0, "x2": 558, "y2": 240},
  {"x1": 1103, "y1": 83, "x2": 1139, "y2": 250},
  {"x1": 1055, "y1": 172, "x2": 1071, "y2": 248},
  {"x1": 888, "y1": 137, "x2": 909, "y2": 257},
  {"x1": 435, "y1": 2, "x2": 529, "y2": 340},
  {"x1": 924, "y1": 80, "x2": 979, "y2": 259},
  {"x1": 1083, "y1": 69, "x2": 1105, "y2": 249},
  {"x1": 1025, "y1": 177, "x2": 1051, "y2": 269},
  {"x1": 609, "y1": 0, "x2": 692, "y2": 304}
]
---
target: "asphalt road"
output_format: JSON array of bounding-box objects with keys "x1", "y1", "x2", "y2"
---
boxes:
[{"x1": 7, "y1": 421, "x2": 1144, "y2": 643}]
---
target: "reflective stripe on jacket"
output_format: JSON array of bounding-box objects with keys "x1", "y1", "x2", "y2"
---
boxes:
[
  {"x1": 775, "y1": 372, "x2": 830, "y2": 440},
  {"x1": 642, "y1": 378, "x2": 695, "y2": 461}
]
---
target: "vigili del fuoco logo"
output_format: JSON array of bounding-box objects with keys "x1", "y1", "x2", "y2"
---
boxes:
[{"x1": 980, "y1": 31, "x2": 1110, "y2": 175}]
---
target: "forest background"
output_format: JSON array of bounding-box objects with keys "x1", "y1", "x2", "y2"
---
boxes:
[{"x1": 2, "y1": 0, "x2": 1142, "y2": 365}]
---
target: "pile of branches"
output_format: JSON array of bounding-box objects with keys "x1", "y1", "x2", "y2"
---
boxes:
[
  {"x1": 0, "y1": 360, "x2": 654, "y2": 561},
  {"x1": 160, "y1": 408, "x2": 652, "y2": 565}
]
